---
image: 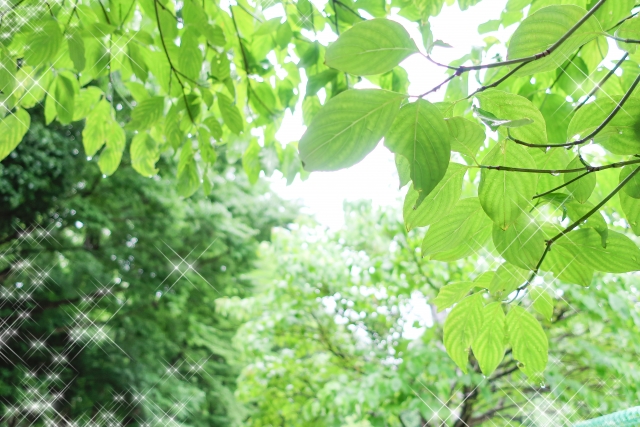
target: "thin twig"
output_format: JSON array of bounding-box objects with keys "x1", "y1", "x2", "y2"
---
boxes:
[
  {"x1": 575, "y1": 52, "x2": 629, "y2": 111},
  {"x1": 479, "y1": 157, "x2": 640, "y2": 175},
  {"x1": 532, "y1": 171, "x2": 591, "y2": 200}
]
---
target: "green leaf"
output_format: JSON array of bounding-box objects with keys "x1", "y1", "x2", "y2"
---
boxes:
[
  {"x1": 254, "y1": 18, "x2": 282, "y2": 36},
  {"x1": 218, "y1": 93, "x2": 244, "y2": 134},
  {"x1": 492, "y1": 214, "x2": 545, "y2": 270},
  {"x1": 130, "y1": 133, "x2": 159, "y2": 177},
  {"x1": 403, "y1": 162, "x2": 466, "y2": 231},
  {"x1": 433, "y1": 282, "x2": 474, "y2": 312},
  {"x1": 563, "y1": 156, "x2": 595, "y2": 203},
  {"x1": 73, "y1": 87, "x2": 103, "y2": 121},
  {"x1": 243, "y1": 140, "x2": 261, "y2": 185},
  {"x1": 198, "y1": 128, "x2": 217, "y2": 165},
  {"x1": 421, "y1": 197, "x2": 491, "y2": 257},
  {"x1": 567, "y1": 95, "x2": 640, "y2": 155},
  {"x1": 488, "y1": 263, "x2": 528, "y2": 298},
  {"x1": 565, "y1": 200, "x2": 608, "y2": 247},
  {"x1": 325, "y1": 19, "x2": 418, "y2": 76},
  {"x1": 620, "y1": 165, "x2": 640, "y2": 199},
  {"x1": 67, "y1": 30, "x2": 86, "y2": 72},
  {"x1": 506, "y1": 306, "x2": 548, "y2": 381},
  {"x1": 127, "y1": 96, "x2": 164, "y2": 131},
  {"x1": 384, "y1": 99, "x2": 451, "y2": 206},
  {"x1": 620, "y1": 190, "x2": 640, "y2": 236},
  {"x1": 178, "y1": 27, "x2": 202, "y2": 81},
  {"x1": 24, "y1": 20, "x2": 63, "y2": 66},
  {"x1": 82, "y1": 100, "x2": 112, "y2": 157},
  {"x1": 53, "y1": 72, "x2": 77, "y2": 125},
  {"x1": 0, "y1": 109, "x2": 30, "y2": 161},
  {"x1": 0, "y1": 51, "x2": 16, "y2": 96},
  {"x1": 97, "y1": 121, "x2": 126, "y2": 176},
  {"x1": 177, "y1": 144, "x2": 200, "y2": 197},
  {"x1": 595, "y1": 0, "x2": 636, "y2": 32},
  {"x1": 530, "y1": 287, "x2": 553, "y2": 321},
  {"x1": 446, "y1": 117, "x2": 485, "y2": 159},
  {"x1": 541, "y1": 244, "x2": 593, "y2": 287},
  {"x1": 299, "y1": 89, "x2": 404, "y2": 171},
  {"x1": 128, "y1": 42, "x2": 149, "y2": 81},
  {"x1": 443, "y1": 293, "x2": 484, "y2": 373},
  {"x1": 617, "y1": 17, "x2": 640, "y2": 53},
  {"x1": 507, "y1": 5, "x2": 603, "y2": 76},
  {"x1": 474, "y1": 106, "x2": 534, "y2": 131},
  {"x1": 472, "y1": 302, "x2": 506, "y2": 376},
  {"x1": 557, "y1": 228, "x2": 640, "y2": 273},
  {"x1": 475, "y1": 89, "x2": 548, "y2": 146},
  {"x1": 479, "y1": 140, "x2": 537, "y2": 229},
  {"x1": 395, "y1": 154, "x2": 411, "y2": 189}
]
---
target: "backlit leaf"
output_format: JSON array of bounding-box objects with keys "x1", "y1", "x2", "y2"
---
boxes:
[
  {"x1": 443, "y1": 293, "x2": 484, "y2": 373},
  {"x1": 472, "y1": 302, "x2": 506, "y2": 376},
  {"x1": 506, "y1": 306, "x2": 548, "y2": 381}
]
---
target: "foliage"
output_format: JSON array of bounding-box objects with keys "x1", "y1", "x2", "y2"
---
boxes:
[
  {"x1": 294, "y1": 1, "x2": 640, "y2": 377},
  {"x1": 0, "y1": 109, "x2": 297, "y2": 426},
  {"x1": 228, "y1": 202, "x2": 640, "y2": 426},
  {"x1": 2, "y1": 0, "x2": 640, "y2": 381}
]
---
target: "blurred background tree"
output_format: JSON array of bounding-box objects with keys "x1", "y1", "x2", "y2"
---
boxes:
[
  {"x1": 0, "y1": 108, "x2": 297, "y2": 427},
  {"x1": 225, "y1": 201, "x2": 640, "y2": 427}
]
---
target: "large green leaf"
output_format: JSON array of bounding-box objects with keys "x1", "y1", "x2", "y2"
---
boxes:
[
  {"x1": 563, "y1": 156, "x2": 595, "y2": 203},
  {"x1": 325, "y1": 19, "x2": 418, "y2": 76},
  {"x1": 616, "y1": 16, "x2": 640, "y2": 53},
  {"x1": 299, "y1": 89, "x2": 404, "y2": 171},
  {"x1": 492, "y1": 214, "x2": 545, "y2": 270},
  {"x1": 541, "y1": 244, "x2": 594, "y2": 287},
  {"x1": 403, "y1": 162, "x2": 467, "y2": 231},
  {"x1": 446, "y1": 116, "x2": 486, "y2": 159},
  {"x1": 472, "y1": 302, "x2": 506, "y2": 376},
  {"x1": 506, "y1": 306, "x2": 548, "y2": 381},
  {"x1": 479, "y1": 140, "x2": 537, "y2": 229},
  {"x1": 82, "y1": 100, "x2": 112, "y2": 157},
  {"x1": 130, "y1": 133, "x2": 160, "y2": 177},
  {"x1": 384, "y1": 99, "x2": 451, "y2": 206},
  {"x1": 421, "y1": 197, "x2": 492, "y2": 258},
  {"x1": 620, "y1": 165, "x2": 640, "y2": 199},
  {"x1": 97, "y1": 121, "x2": 126, "y2": 176},
  {"x1": 443, "y1": 293, "x2": 484, "y2": 373},
  {"x1": 567, "y1": 95, "x2": 640, "y2": 155},
  {"x1": 127, "y1": 96, "x2": 165, "y2": 131},
  {"x1": 53, "y1": 72, "x2": 77, "y2": 125},
  {"x1": 507, "y1": 5, "x2": 603, "y2": 76},
  {"x1": 0, "y1": 109, "x2": 30, "y2": 161},
  {"x1": 476, "y1": 89, "x2": 547, "y2": 146},
  {"x1": 530, "y1": 287, "x2": 554, "y2": 321},
  {"x1": 557, "y1": 229, "x2": 640, "y2": 273},
  {"x1": 620, "y1": 190, "x2": 640, "y2": 236},
  {"x1": 24, "y1": 20, "x2": 63, "y2": 67},
  {"x1": 488, "y1": 263, "x2": 528, "y2": 298}
]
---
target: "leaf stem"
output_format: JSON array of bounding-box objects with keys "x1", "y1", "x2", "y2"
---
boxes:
[{"x1": 532, "y1": 171, "x2": 591, "y2": 200}]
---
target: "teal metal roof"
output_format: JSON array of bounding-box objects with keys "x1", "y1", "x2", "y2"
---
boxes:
[{"x1": 573, "y1": 407, "x2": 640, "y2": 427}]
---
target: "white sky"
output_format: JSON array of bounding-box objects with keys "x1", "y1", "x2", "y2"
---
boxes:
[{"x1": 269, "y1": 0, "x2": 511, "y2": 228}]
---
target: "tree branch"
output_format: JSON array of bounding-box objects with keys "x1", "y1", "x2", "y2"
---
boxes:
[
  {"x1": 575, "y1": 52, "x2": 629, "y2": 111},
  {"x1": 479, "y1": 157, "x2": 640, "y2": 175}
]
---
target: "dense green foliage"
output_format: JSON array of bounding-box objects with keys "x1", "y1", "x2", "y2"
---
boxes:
[
  {"x1": 2, "y1": 0, "x2": 640, "y2": 402},
  {"x1": 0, "y1": 109, "x2": 296, "y2": 426},
  {"x1": 228, "y1": 203, "x2": 640, "y2": 426}
]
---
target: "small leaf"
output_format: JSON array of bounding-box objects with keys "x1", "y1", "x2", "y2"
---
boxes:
[
  {"x1": 325, "y1": 18, "x2": 418, "y2": 76},
  {"x1": 620, "y1": 165, "x2": 640, "y2": 199},
  {"x1": 218, "y1": 93, "x2": 244, "y2": 134},
  {"x1": 130, "y1": 133, "x2": 159, "y2": 177},
  {"x1": 530, "y1": 287, "x2": 553, "y2": 321},
  {"x1": 488, "y1": 263, "x2": 528, "y2": 298},
  {"x1": 506, "y1": 306, "x2": 548, "y2": 381},
  {"x1": 82, "y1": 100, "x2": 112, "y2": 157},
  {"x1": 492, "y1": 214, "x2": 545, "y2": 270},
  {"x1": 127, "y1": 96, "x2": 164, "y2": 131},
  {"x1": 299, "y1": 89, "x2": 404, "y2": 171},
  {"x1": 475, "y1": 89, "x2": 548, "y2": 146},
  {"x1": 177, "y1": 144, "x2": 200, "y2": 197},
  {"x1": 67, "y1": 30, "x2": 86, "y2": 72},
  {"x1": 384, "y1": 99, "x2": 451, "y2": 206},
  {"x1": 243, "y1": 140, "x2": 261, "y2": 184},
  {"x1": 479, "y1": 140, "x2": 537, "y2": 229},
  {"x1": 433, "y1": 282, "x2": 475, "y2": 312},
  {"x1": 73, "y1": 87, "x2": 103, "y2": 121},
  {"x1": 0, "y1": 109, "x2": 30, "y2": 161},
  {"x1": 53, "y1": 72, "x2": 77, "y2": 125},
  {"x1": 98, "y1": 121, "x2": 126, "y2": 176},
  {"x1": 563, "y1": 156, "x2": 595, "y2": 203},
  {"x1": 620, "y1": 190, "x2": 640, "y2": 236},
  {"x1": 472, "y1": 302, "x2": 506, "y2": 376},
  {"x1": 403, "y1": 162, "x2": 467, "y2": 231},
  {"x1": 443, "y1": 293, "x2": 484, "y2": 373},
  {"x1": 395, "y1": 154, "x2": 411, "y2": 188}
]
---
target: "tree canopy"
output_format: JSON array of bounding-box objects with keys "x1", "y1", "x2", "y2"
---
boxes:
[{"x1": 2, "y1": 0, "x2": 640, "y2": 389}]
